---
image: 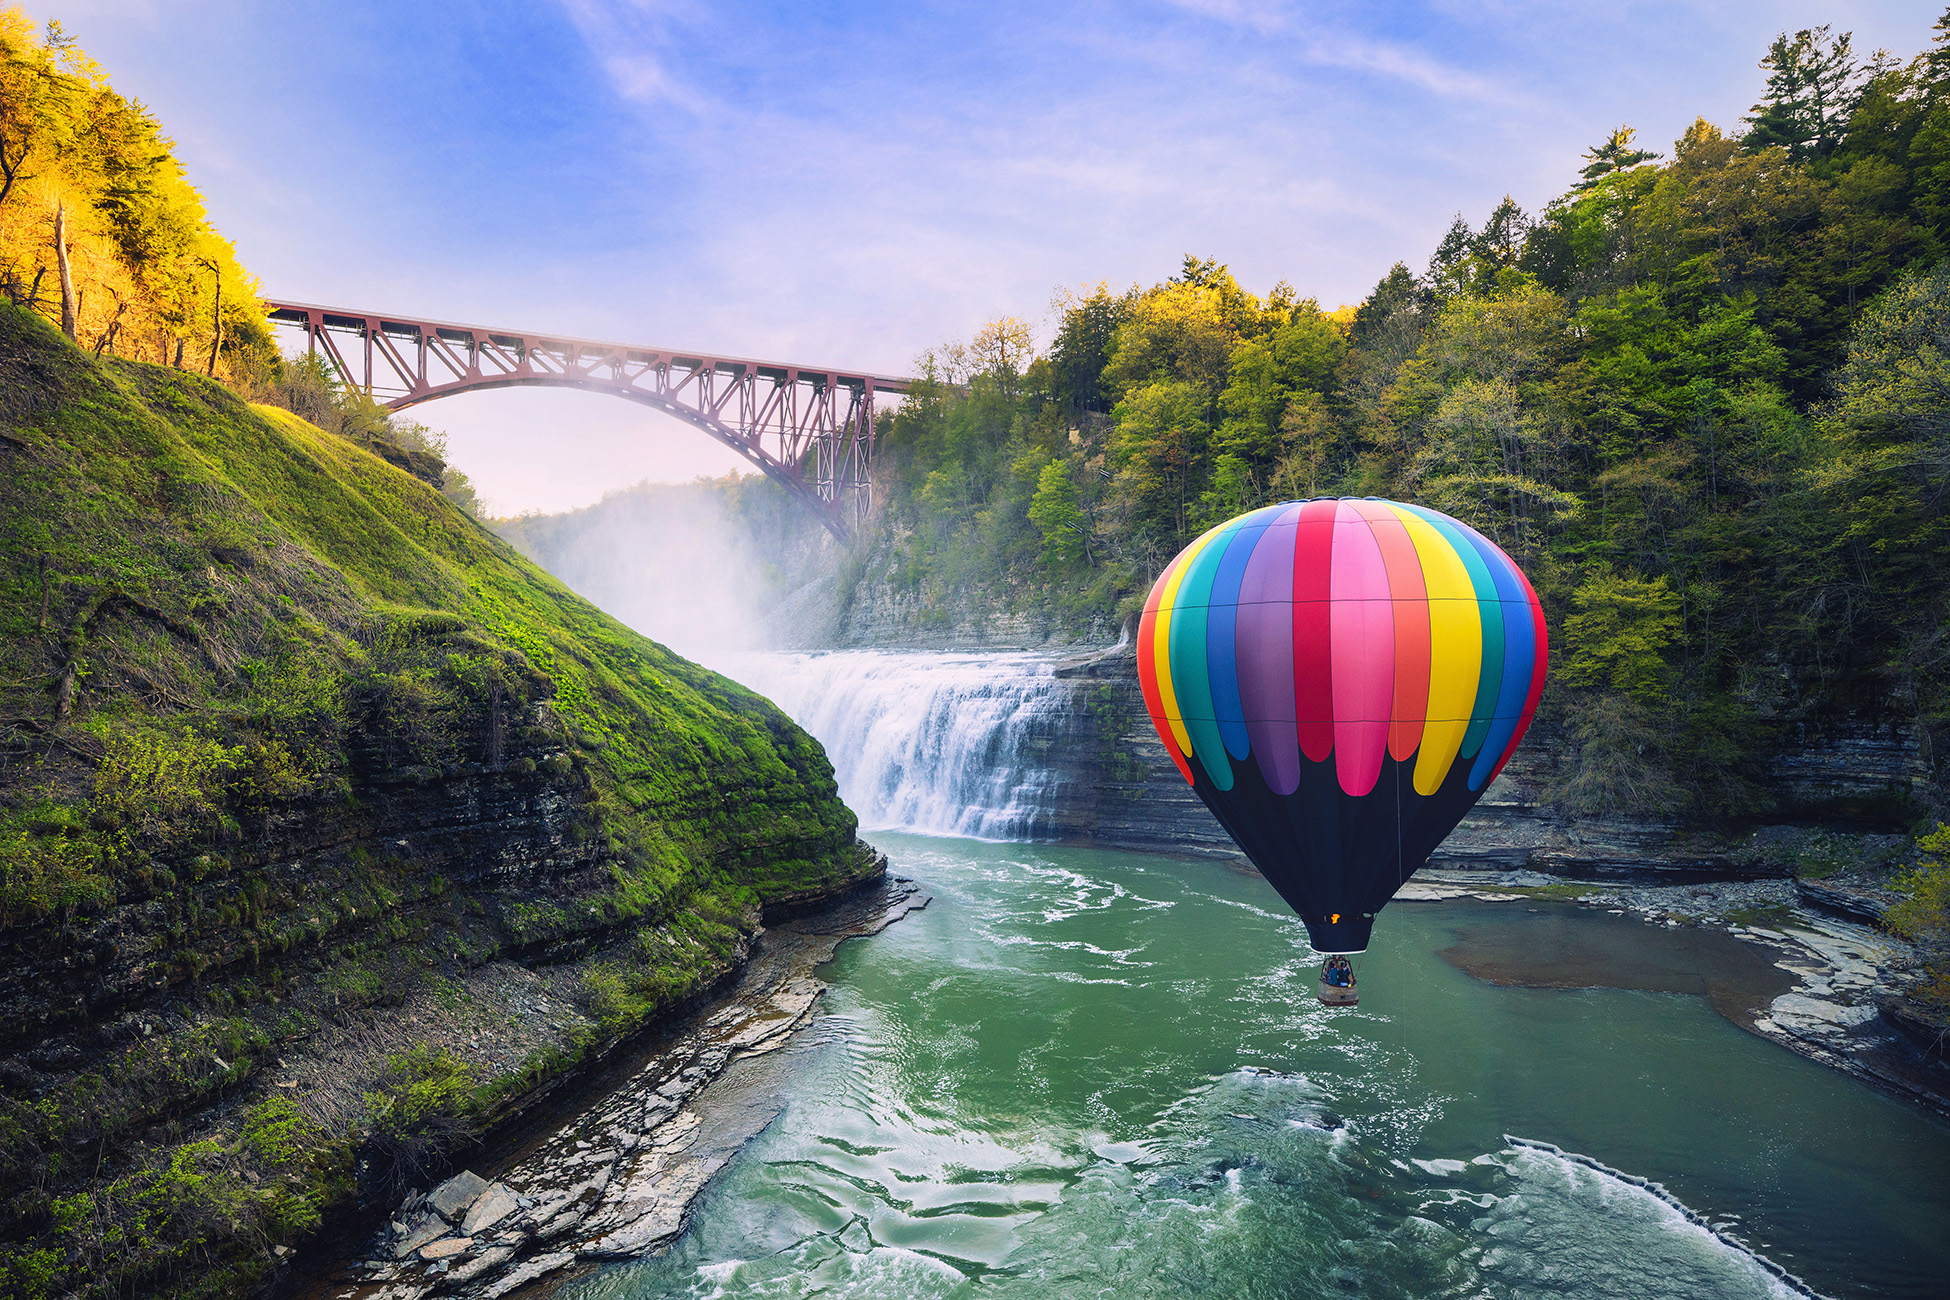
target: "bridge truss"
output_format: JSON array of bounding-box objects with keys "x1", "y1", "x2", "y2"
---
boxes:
[{"x1": 264, "y1": 301, "x2": 911, "y2": 537}]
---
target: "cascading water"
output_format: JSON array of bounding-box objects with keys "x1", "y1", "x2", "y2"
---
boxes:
[{"x1": 726, "y1": 651, "x2": 1072, "y2": 840}]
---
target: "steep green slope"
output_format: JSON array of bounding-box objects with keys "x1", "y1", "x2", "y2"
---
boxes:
[{"x1": 0, "y1": 305, "x2": 879, "y2": 1298}]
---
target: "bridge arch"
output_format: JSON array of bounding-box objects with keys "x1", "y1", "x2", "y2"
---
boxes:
[{"x1": 265, "y1": 301, "x2": 911, "y2": 539}]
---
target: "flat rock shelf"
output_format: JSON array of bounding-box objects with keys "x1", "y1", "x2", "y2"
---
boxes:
[{"x1": 308, "y1": 878, "x2": 929, "y2": 1300}]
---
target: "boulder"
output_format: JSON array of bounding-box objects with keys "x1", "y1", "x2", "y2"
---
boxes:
[
  {"x1": 390, "y1": 1210, "x2": 449, "y2": 1259},
  {"x1": 427, "y1": 1169, "x2": 491, "y2": 1223}
]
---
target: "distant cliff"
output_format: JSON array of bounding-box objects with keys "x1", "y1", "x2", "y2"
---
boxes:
[{"x1": 0, "y1": 306, "x2": 882, "y2": 1300}]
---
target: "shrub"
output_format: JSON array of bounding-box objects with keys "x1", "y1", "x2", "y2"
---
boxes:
[
  {"x1": 92, "y1": 726, "x2": 242, "y2": 849},
  {"x1": 1889, "y1": 824, "x2": 1950, "y2": 1013},
  {"x1": 359, "y1": 1047, "x2": 482, "y2": 1201}
]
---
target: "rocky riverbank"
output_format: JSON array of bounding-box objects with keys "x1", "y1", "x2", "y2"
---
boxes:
[{"x1": 301, "y1": 877, "x2": 929, "y2": 1300}]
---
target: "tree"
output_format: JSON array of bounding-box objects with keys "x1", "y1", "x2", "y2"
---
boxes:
[
  {"x1": 1560, "y1": 566, "x2": 1684, "y2": 700},
  {"x1": 1827, "y1": 261, "x2": 1950, "y2": 486},
  {"x1": 1270, "y1": 393, "x2": 1340, "y2": 499},
  {"x1": 1194, "y1": 453, "x2": 1256, "y2": 529},
  {"x1": 1049, "y1": 282, "x2": 1128, "y2": 416},
  {"x1": 1101, "y1": 274, "x2": 1248, "y2": 406},
  {"x1": 1395, "y1": 280, "x2": 1581, "y2": 551},
  {"x1": 1107, "y1": 379, "x2": 1207, "y2": 562},
  {"x1": 1027, "y1": 459, "x2": 1090, "y2": 563},
  {"x1": 1472, "y1": 197, "x2": 1531, "y2": 274},
  {"x1": 0, "y1": 13, "x2": 273, "y2": 376},
  {"x1": 1342, "y1": 263, "x2": 1431, "y2": 422},
  {"x1": 0, "y1": 13, "x2": 86, "y2": 212},
  {"x1": 1427, "y1": 213, "x2": 1474, "y2": 297},
  {"x1": 1428, "y1": 199, "x2": 1531, "y2": 298},
  {"x1": 1744, "y1": 25, "x2": 1862, "y2": 161},
  {"x1": 969, "y1": 315, "x2": 1035, "y2": 383},
  {"x1": 1576, "y1": 126, "x2": 1660, "y2": 189},
  {"x1": 1213, "y1": 303, "x2": 1346, "y2": 467},
  {"x1": 1888, "y1": 823, "x2": 1950, "y2": 1016},
  {"x1": 1905, "y1": 12, "x2": 1950, "y2": 243}
]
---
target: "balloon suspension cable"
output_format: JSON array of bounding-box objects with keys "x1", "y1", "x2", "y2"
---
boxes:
[
  {"x1": 1396, "y1": 761, "x2": 1405, "y2": 1057},
  {"x1": 1395, "y1": 760, "x2": 1404, "y2": 892}
]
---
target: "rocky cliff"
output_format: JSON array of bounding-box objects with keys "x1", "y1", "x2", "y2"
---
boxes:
[{"x1": 0, "y1": 307, "x2": 882, "y2": 1300}]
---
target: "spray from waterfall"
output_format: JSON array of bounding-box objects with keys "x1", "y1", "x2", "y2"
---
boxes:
[
  {"x1": 493, "y1": 474, "x2": 831, "y2": 666},
  {"x1": 495, "y1": 484, "x2": 1076, "y2": 841}
]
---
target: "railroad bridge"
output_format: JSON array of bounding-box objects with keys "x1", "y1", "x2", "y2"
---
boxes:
[{"x1": 265, "y1": 301, "x2": 913, "y2": 538}]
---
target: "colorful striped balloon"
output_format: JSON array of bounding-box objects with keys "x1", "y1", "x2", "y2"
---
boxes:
[{"x1": 1137, "y1": 498, "x2": 1548, "y2": 954}]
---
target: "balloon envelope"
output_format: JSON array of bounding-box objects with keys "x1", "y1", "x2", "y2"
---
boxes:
[{"x1": 1137, "y1": 498, "x2": 1548, "y2": 953}]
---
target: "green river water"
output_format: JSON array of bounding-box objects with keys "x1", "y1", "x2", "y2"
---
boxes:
[{"x1": 561, "y1": 833, "x2": 1950, "y2": 1300}]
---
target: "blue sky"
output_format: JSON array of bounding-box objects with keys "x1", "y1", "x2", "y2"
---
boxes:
[{"x1": 39, "y1": 0, "x2": 1941, "y2": 512}]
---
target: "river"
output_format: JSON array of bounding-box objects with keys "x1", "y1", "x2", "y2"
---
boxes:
[{"x1": 552, "y1": 651, "x2": 1950, "y2": 1299}]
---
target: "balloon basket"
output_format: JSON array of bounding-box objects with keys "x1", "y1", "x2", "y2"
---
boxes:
[{"x1": 1317, "y1": 974, "x2": 1358, "y2": 1007}]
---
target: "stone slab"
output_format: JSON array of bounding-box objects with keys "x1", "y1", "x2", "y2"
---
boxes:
[
  {"x1": 460, "y1": 1183, "x2": 519, "y2": 1236},
  {"x1": 427, "y1": 1169, "x2": 490, "y2": 1223},
  {"x1": 391, "y1": 1210, "x2": 448, "y2": 1259},
  {"x1": 417, "y1": 1236, "x2": 473, "y2": 1261}
]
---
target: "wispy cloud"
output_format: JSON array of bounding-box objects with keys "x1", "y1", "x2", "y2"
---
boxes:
[
  {"x1": 1300, "y1": 34, "x2": 1531, "y2": 106},
  {"x1": 553, "y1": 0, "x2": 713, "y2": 114},
  {"x1": 1160, "y1": 0, "x2": 1290, "y2": 36},
  {"x1": 1159, "y1": 0, "x2": 1519, "y2": 104}
]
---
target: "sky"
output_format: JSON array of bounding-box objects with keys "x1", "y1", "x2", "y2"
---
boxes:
[{"x1": 36, "y1": 0, "x2": 1943, "y2": 514}]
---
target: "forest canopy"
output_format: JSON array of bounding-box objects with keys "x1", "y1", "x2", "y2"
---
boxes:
[{"x1": 869, "y1": 10, "x2": 1950, "y2": 825}]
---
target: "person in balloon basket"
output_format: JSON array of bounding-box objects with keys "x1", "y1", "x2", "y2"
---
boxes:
[{"x1": 1323, "y1": 956, "x2": 1353, "y2": 988}]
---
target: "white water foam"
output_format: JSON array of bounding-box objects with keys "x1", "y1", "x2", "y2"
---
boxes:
[
  {"x1": 727, "y1": 651, "x2": 1072, "y2": 840},
  {"x1": 1492, "y1": 1137, "x2": 1827, "y2": 1299}
]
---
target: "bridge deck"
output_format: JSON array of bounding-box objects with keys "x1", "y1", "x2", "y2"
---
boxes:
[{"x1": 264, "y1": 299, "x2": 915, "y2": 538}]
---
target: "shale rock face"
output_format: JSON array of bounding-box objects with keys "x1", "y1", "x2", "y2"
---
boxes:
[{"x1": 0, "y1": 307, "x2": 881, "y2": 1300}]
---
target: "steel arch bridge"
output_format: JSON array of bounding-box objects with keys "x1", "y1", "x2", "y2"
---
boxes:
[{"x1": 264, "y1": 300, "x2": 912, "y2": 538}]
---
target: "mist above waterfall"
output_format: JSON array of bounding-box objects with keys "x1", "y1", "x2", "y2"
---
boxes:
[
  {"x1": 494, "y1": 474, "x2": 835, "y2": 667},
  {"x1": 496, "y1": 483, "x2": 1082, "y2": 841}
]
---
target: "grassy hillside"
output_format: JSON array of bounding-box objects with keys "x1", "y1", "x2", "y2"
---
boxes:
[{"x1": 0, "y1": 304, "x2": 878, "y2": 1299}]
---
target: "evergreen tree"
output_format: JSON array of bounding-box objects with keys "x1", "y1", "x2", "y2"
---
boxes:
[
  {"x1": 1744, "y1": 25, "x2": 1862, "y2": 161},
  {"x1": 1427, "y1": 214, "x2": 1474, "y2": 296},
  {"x1": 1471, "y1": 196, "x2": 1531, "y2": 272},
  {"x1": 1576, "y1": 126, "x2": 1660, "y2": 189}
]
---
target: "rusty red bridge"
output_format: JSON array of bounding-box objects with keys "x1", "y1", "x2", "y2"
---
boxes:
[{"x1": 265, "y1": 301, "x2": 913, "y2": 538}]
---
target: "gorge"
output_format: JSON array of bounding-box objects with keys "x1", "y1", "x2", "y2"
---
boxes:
[{"x1": 6, "y1": 8, "x2": 1950, "y2": 1296}]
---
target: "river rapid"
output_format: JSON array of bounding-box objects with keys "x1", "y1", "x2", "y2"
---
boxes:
[{"x1": 554, "y1": 651, "x2": 1950, "y2": 1300}]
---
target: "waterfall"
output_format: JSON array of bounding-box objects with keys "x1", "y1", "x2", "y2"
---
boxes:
[{"x1": 727, "y1": 651, "x2": 1073, "y2": 840}]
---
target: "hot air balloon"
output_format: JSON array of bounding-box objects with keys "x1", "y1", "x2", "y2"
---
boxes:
[{"x1": 1136, "y1": 498, "x2": 1548, "y2": 1004}]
